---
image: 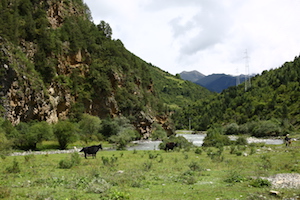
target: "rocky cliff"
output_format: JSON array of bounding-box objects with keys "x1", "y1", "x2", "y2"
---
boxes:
[{"x1": 0, "y1": 0, "x2": 175, "y2": 137}]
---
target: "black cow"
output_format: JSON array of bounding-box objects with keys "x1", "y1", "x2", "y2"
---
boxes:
[
  {"x1": 80, "y1": 144, "x2": 102, "y2": 159},
  {"x1": 164, "y1": 142, "x2": 177, "y2": 151}
]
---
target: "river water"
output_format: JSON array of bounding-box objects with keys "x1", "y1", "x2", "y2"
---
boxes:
[{"x1": 127, "y1": 134, "x2": 284, "y2": 151}]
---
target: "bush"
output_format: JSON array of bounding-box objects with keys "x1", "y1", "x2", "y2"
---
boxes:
[
  {"x1": 151, "y1": 122, "x2": 167, "y2": 140},
  {"x1": 240, "y1": 120, "x2": 282, "y2": 137},
  {"x1": 6, "y1": 158, "x2": 20, "y2": 173},
  {"x1": 224, "y1": 170, "x2": 247, "y2": 184},
  {"x1": 250, "y1": 178, "x2": 271, "y2": 188},
  {"x1": 101, "y1": 156, "x2": 118, "y2": 167},
  {"x1": 58, "y1": 152, "x2": 81, "y2": 169},
  {"x1": 58, "y1": 159, "x2": 73, "y2": 169},
  {"x1": 53, "y1": 120, "x2": 79, "y2": 150},
  {"x1": 15, "y1": 121, "x2": 53, "y2": 150},
  {"x1": 235, "y1": 136, "x2": 248, "y2": 145},
  {"x1": 224, "y1": 123, "x2": 239, "y2": 135},
  {"x1": 229, "y1": 146, "x2": 237, "y2": 154},
  {"x1": 202, "y1": 125, "x2": 231, "y2": 147},
  {"x1": 0, "y1": 187, "x2": 11, "y2": 198},
  {"x1": 24, "y1": 154, "x2": 35, "y2": 163},
  {"x1": 109, "y1": 127, "x2": 139, "y2": 150},
  {"x1": 79, "y1": 114, "x2": 102, "y2": 144},
  {"x1": 188, "y1": 161, "x2": 203, "y2": 171},
  {"x1": 159, "y1": 135, "x2": 193, "y2": 151},
  {"x1": 195, "y1": 148, "x2": 202, "y2": 155},
  {"x1": 206, "y1": 146, "x2": 224, "y2": 162}
]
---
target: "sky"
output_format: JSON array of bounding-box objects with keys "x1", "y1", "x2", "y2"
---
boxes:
[{"x1": 84, "y1": 0, "x2": 300, "y2": 76}]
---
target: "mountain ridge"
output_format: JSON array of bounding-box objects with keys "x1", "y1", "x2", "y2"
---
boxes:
[{"x1": 180, "y1": 70, "x2": 249, "y2": 93}]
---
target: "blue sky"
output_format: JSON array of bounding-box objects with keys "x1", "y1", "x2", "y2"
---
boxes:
[{"x1": 84, "y1": 0, "x2": 300, "y2": 76}]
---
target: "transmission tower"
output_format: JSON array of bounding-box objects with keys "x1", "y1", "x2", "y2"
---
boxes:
[
  {"x1": 244, "y1": 50, "x2": 251, "y2": 91},
  {"x1": 236, "y1": 66, "x2": 240, "y2": 86}
]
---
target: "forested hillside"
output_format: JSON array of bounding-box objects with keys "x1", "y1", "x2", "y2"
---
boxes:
[
  {"x1": 173, "y1": 56, "x2": 300, "y2": 137},
  {"x1": 0, "y1": 0, "x2": 210, "y2": 141}
]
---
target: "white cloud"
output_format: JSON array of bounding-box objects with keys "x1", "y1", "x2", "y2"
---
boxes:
[{"x1": 84, "y1": 0, "x2": 300, "y2": 76}]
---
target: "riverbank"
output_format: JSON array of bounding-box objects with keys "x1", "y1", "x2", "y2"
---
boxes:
[{"x1": 10, "y1": 134, "x2": 287, "y2": 156}]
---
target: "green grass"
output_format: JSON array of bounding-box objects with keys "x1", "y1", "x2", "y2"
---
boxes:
[{"x1": 0, "y1": 141, "x2": 299, "y2": 199}]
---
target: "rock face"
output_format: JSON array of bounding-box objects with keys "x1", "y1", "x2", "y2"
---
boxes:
[
  {"x1": 0, "y1": 36, "x2": 72, "y2": 124},
  {"x1": 0, "y1": 35, "x2": 121, "y2": 125}
]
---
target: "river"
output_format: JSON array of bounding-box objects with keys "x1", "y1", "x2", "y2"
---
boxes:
[
  {"x1": 10, "y1": 134, "x2": 285, "y2": 156},
  {"x1": 127, "y1": 134, "x2": 284, "y2": 151}
]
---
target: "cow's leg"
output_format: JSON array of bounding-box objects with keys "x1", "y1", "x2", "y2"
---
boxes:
[{"x1": 84, "y1": 153, "x2": 87, "y2": 159}]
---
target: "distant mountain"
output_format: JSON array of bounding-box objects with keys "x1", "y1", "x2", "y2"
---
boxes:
[
  {"x1": 179, "y1": 70, "x2": 205, "y2": 82},
  {"x1": 195, "y1": 74, "x2": 247, "y2": 93},
  {"x1": 180, "y1": 71, "x2": 247, "y2": 93}
]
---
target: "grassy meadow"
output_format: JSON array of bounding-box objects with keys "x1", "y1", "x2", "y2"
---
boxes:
[{"x1": 0, "y1": 140, "x2": 299, "y2": 200}]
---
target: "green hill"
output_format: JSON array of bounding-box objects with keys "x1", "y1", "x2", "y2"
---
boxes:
[{"x1": 173, "y1": 56, "x2": 300, "y2": 135}]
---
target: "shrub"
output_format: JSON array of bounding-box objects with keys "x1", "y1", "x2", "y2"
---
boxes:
[
  {"x1": 224, "y1": 123, "x2": 239, "y2": 135},
  {"x1": 79, "y1": 114, "x2": 102, "y2": 144},
  {"x1": 0, "y1": 187, "x2": 11, "y2": 198},
  {"x1": 107, "y1": 189, "x2": 130, "y2": 200},
  {"x1": 101, "y1": 156, "x2": 118, "y2": 167},
  {"x1": 241, "y1": 120, "x2": 282, "y2": 137},
  {"x1": 180, "y1": 170, "x2": 197, "y2": 185},
  {"x1": 188, "y1": 161, "x2": 203, "y2": 171},
  {"x1": 151, "y1": 122, "x2": 167, "y2": 140},
  {"x1": 229, "y1": 146, "x2": 238, "y2": 154},
  {"x1": 224, "y1": 170, "x2": 247, "y2": 184},
  {"x1": 24, "y1": 154, "x2": 35, "y2": 163},
  {"x1": 250, "y1": 147, "x2": 256, "y2": 155},
  {"x1": 252, "y1": 120, "x2": 281, "y2": 137},
  {"x1": 109, "y1": 127, "x2": 139, "y2": 150},
  {"x1": 235, "y1": 136, "x2": 248, "y2": 145},
  {"x1": 0, "y1": 130, "x2": 12, "y2": 153},
  {"x1": 53, "y1": 120, "x2": 78, "y2": 150},
  {"x1": 6, "y1": 158, "x2": 20, "y2": 173},
  {"x1": 250, "y1": 178, "x2": 271, "y2": 188},
  {"x1": 15, "y1": 121, "x2": 53, "y2": 150},
  {"x1": 86, "y1": 177, "x2": 111, "y2": 194},
  {"x1": 259, "y1": 155, "x2": 272, "y2": 170},
  {"x1": 143, "y1": 161, "x2": 152, "y2": 171},
  {"x1": 58, "y1": 153, "x2": 81, "y2": 169},
  {"x1": 159, "y1": 135, "x2": 193, "y2": 150},
  {"x1": 59, "y1": 159, "x2": 73, "y2": 169},
  {"x1": 207, "y1": 146, "x2": 224, "y2": 162},
  {"x1": 202, "y1": 125, "x2": 231, "y2": 147},
  {"x1": 195, "y1": 147, "x2": 202, "y2": 155}
]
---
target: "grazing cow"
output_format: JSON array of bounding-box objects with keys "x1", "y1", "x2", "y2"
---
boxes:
[
  {"x1": 80, "y1": 144, "x2": 102, "y2": 159},
  {"x1": 164, "y1": 142, "x2": 178, "y2": 151}
]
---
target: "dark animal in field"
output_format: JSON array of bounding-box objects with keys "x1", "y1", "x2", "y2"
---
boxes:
[
  {"x1": 164, "y1": 142, "x2": 178, "y2": 151},
  {"x1": 284, "y1": 135, "x2": 292, "y2": 147},
  {"x1": 285, "y1": 138, "x2": 294, "y2": 147},
  {"x1": 80, "y1": 144, "x2": 102, "y2": 159}
]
